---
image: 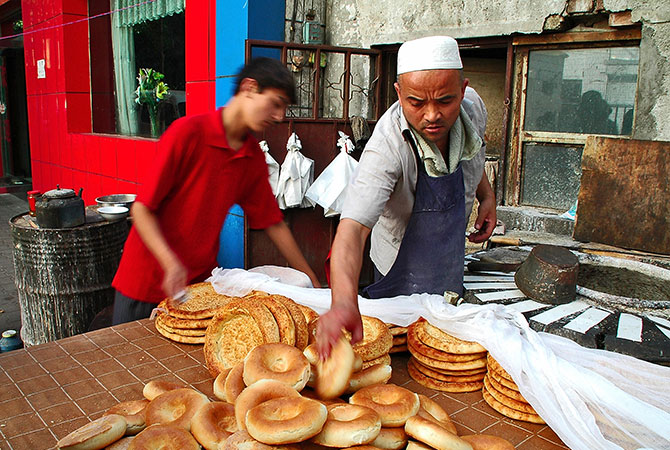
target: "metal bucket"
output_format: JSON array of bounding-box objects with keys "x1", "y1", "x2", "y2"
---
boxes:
[{"x1": 10, "y1": 214, "x2": 129, "y2": 346}]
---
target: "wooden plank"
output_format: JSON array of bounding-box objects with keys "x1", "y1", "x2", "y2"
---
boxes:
[{"x1": 574, "y1": 136, "x2": 670, "y2": 255}]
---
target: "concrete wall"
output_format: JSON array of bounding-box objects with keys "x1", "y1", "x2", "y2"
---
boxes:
[{"x1": 324, "y1": 0, "x2": 670, "y2": 142}]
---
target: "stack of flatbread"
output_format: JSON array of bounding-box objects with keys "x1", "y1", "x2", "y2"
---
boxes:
[
  {"x1": 153, "y1": 283, "x2": 238, "y2": 344},
  {"x1": 354, "y1": 316, "x2": 394, "y2": 369},
  {"x1": 387, "y1": 323, "x2": 408, "y2": 354},
  {"x1": 483, "y1": 354, "x2": 545, "y2": 424},
  {"x1": 406, "y1": 318, "x2": 488, "y2": 393},
  {"x1": 204, "y1": 291, "x2": 317, "y2": 377}
]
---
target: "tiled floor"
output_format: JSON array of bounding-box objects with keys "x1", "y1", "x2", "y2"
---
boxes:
[{"x1": 0, "y1": 319, "x2": 568, "y2": 449}]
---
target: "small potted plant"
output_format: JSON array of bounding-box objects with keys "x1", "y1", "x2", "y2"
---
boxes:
[{"x1": 135, "y1": 68, "x2": 170, "y2": 137}]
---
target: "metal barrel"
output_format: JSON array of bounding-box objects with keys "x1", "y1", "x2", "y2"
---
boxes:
[{"x1": 10, "y1": 214, "x2": 129, "y2": 346}]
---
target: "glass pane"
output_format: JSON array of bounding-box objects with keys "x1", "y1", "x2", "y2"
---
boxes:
[
  {"x1": 321, "y1": 52, "x2": 345, "y2": 119},
  {"x1": 349, "y1": 54, "x2": 376, "y2": 120},
  {"x1": 525, "y1": 47, "x2": 638, "y2": 135},
  {"x1": 521, "y1": 143, "x2": 583, "y2": 211}
]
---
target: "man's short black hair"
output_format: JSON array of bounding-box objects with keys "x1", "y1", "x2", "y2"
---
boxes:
[{"x1": 234, "y1": 57, "x2": 296, "y2": 103}]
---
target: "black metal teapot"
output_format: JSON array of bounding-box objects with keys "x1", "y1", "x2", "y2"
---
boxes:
[{"x1": 35, "y1": 185, "x2": 85, "y2": 228}]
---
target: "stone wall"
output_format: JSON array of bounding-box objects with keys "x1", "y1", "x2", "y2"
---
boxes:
[{"x1": 320, "y1": 0, "x2": 670, "y2": 141}]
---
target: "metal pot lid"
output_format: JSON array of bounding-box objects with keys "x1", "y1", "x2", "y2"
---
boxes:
[{"x1": 43, "y1": 187, "x2": 76, "y2": 199}]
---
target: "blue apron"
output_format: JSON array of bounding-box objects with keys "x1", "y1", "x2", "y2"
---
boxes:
[{"x1": 363, "y1": 134, "x2": 465, "y2": 298}]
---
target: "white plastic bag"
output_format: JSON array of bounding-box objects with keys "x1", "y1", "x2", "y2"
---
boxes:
[
  {"x1": 276, "y1": 133, "x2": 315, "y2": 209},
  {"x1": 305, "y1": 131, "x2": 358, "y2": 217},
  {"x1": 259, "y1": 140, "x2": 280, "y2": 196},
  {"x1": 207, "y1": 266, "x2": 670, "y2": 450}
]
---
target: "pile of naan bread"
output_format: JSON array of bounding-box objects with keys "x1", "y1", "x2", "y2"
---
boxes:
[{"x1": 55, "y1": 283, "x2": 541, "y2": 449}]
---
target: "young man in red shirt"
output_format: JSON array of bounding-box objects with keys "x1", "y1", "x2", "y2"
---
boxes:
[{"x1": 112, "y1": 57, "x2": 319, "y2": 324}]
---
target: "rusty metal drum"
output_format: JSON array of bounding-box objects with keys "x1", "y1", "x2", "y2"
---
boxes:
[{"x1": 10, "y1": 213, "x2": 129, "y2": 346}]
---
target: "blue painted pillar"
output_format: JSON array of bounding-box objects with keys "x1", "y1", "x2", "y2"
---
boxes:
[{"x1": 215, "y1": 0, "x2": 286, "y2": 269}]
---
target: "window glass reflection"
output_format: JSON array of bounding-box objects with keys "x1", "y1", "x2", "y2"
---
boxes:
[{"x1": 525, "y1": 47, "x2": 638, "y2": 135}]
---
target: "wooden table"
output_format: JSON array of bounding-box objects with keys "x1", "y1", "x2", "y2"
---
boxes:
[{"x1": 0, "y1": 319, "x2": 567, "y2": 449}]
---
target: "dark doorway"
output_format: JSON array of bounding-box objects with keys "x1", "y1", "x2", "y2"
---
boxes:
[{"x1": 0, "y1": 47, "x2": 31, "y2": 188}]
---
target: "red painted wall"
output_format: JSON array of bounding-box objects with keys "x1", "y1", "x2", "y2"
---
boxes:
[{"x1": 21, "y1": 0, "x2": 216, "y2": 205}]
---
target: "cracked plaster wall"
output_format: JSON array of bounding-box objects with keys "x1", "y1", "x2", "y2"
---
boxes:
[{"x1": 325, "y1": 0, "x2": 670, "y2": 141}]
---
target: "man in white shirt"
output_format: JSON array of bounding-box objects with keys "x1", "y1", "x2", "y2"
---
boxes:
[{"x1": 317, "y1": 36, "x2": 497, "y2": 355}]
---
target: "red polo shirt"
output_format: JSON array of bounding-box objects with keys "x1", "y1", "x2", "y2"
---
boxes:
[{"x1": 112, "y1": 108, "x2": 283, "y2": 303}]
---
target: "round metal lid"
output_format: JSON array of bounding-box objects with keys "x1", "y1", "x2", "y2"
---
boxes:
[{"x1": 43, "y1": 187, "x2": 76, "y2": 199}]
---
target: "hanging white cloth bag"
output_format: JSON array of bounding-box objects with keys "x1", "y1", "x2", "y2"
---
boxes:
[
  {"x1": 276, "y1": 133, "x2": 315, "y2": 209},
  {"x1": 259, "y1": 140, "x2": 280, "y2": 196},
  {"x1": 305, "y1": 131, "x2": 358, "y2": 217}
]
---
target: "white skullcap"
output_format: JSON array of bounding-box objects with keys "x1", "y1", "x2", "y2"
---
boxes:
[{"x1": 397, "y1": 36, "x2": 462, "y2": 75}]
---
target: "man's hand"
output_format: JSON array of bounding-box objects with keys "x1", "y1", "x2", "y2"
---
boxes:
[
  {"x1": 468, "y1": 173, "x2": 496, "y2": 243},
  {"x1": 315, "y1": 303, "x2": 364, "y2": 359},
  {"x1": 468, "y1": 194, "x2": 496, "y2": 243},
  {"x1": 161, "y1": 257, "x2": 187, "y2": 299}
]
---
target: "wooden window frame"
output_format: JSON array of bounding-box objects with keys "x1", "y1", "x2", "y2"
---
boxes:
[{"x1": 505, "y1": 28, "x2": 641, "y2": 208}]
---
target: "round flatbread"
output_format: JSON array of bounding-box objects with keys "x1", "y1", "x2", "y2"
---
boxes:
[
  {"x1": 164, "y1": 282, "x2": 238, "y2": 319},
  {"x1": 354, "y1": 316, "x2": 394, "y2": 361},
  {"x1": 408, "y1": 340, "x2": 487, "y2": 371},
  {"x1": 361, "y1": 353, "x2": 391, "y2": 370},
  {"x1": 154, "y1": 310, "x2": 211, "y2": 329},
  {"x1": 487, "y1": 365, "x2": 519, "y2": 392},
  {"x1": 413, "y1": 319, "x2": 486, "y2": 354},
  {"x1": 409, "y1": 358, "x2": 485, "y2": 383},
  {"x1": 485, "y1": 372, "x2": 525, "y2": 402},
  {"x1": 409, "y1": 357, "x2": 486, "y2": 377},
  {"x1": 482, "y1": 389, "x2": 545, "y2": 424},
  {"x1": 486, "y1": 354, "x2": 514, "y2": 381},
  {"x1": 483, "y1": 375, "x2": 536, "y2": 415},
  {"x1": 408, "y1": 323, "x2": 486, "y2": 362},
  {"x1": 247, "y1": 293, "x2": 296, "y2": 347},
  {"x1": 204, "y1": 300, "x2": 280, "y2": 376},
  {"x1": 393, "y1": 335, "x2": 407, "y2": 346},
  {"x1": 408, "y1": 357, "x2": 484, "y2": 393},
  {"x1": 155, "y1": 315, "x2": 206, "y2": 336},
  {"x1": 155, "y1": 319, "x2": 205, "y2": 344},
  {"x1": 273, "y1": 295, "x2": 310, "y2": 350},
  {"x1": 388, "y1": 326, "x2": 408, "y2": 336}
]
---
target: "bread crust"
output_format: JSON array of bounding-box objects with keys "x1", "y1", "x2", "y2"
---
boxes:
[
  {"x1": 354, "y1": 316, "x2": 393, "y2": 362},
  {"x1": 243, "y1": 343, "x2": 311, "y2": 391},
  {"x1": 164, "y1": 282, "x2": 237, "y2": 319},
  {"x1": 481, "y1": 389, "x2": 545, "y2": 424},
  {"x1": 104, "y1": 399, "x2": 149, "y2": 435},
  {"x1": 409, "y1": 358, "x2": 485, "y2": 383},
  {"x1": 361, "y1": 353, "x2": 391, "y2": 370},
  {"x1": 349, "y1": 384, "x2": 419, "y2": 427},
  {"x1": 408, "y1": 323, "x2": 486, "y2": 362},
  {"x1": 404, "y1": 415, "x2": 472, "y2": 450},
  {"x1": 483, "y1": 376, "x2": 536, "y2": 415},
  {"x1": 414, "y1": 319, "x2": 485, "y2": 354},
  {"x1": 316, "y1": 336, "x2": 356, "y2": 399},
  {"x1": 145, "y1": 388, "x2": 210, "y2": 431},
  {"x1": 460, "y1": 434, "x2": 516, "y2": 450},
  {"x1": 57, "y1": 414, "x2": 127, "y2": 450},
  {"x1": 234, "y1": 379, "x2": 301, "y2": 431},
  {"x1": 128, "y1": 424, "x2": 200, "y2": 449},
  {"x1": 246, "y1": 397, "x2": 327, "y2": 445},
  {"x1": 312, "y1": 403, "x2": 382, "y2": 447},
  {"x1": 143, "y1": 380, "x2": 185, "y2": 401},
  {"x1": 370, "y1": 426, "x2": 408, "y2": 450},
  {"x1": 191, "y1": 401, "x2": 238, "y2": 450},
  {"x1": 416, "y1": 394, "x2": 457, "y2": 436},
  {"x1": 346, "y1": 364, "x2": 392, "y2": 394},
  {"x1": 408, "y1": 340, "x2": 487, "y2": 371},
  {"x1": 204, "y1": 301, "x2": 280, "y2": 376},
  {"x1": 408, "y1": 358, "x2": 484, "y2": 393}
]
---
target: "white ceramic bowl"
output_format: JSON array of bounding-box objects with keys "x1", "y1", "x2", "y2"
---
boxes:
[
  {"x1": 95, "y1": 194, "x2": 137, "y2": 209},
  {"x1": 98, "y1": 206, "x2": 129, "y2": 221}
]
